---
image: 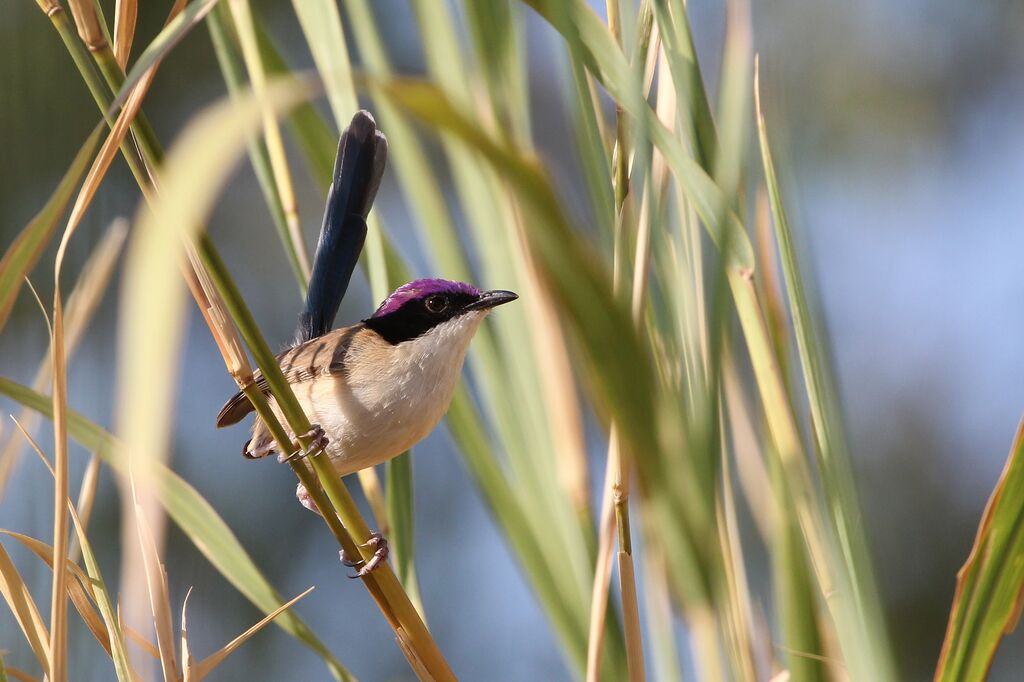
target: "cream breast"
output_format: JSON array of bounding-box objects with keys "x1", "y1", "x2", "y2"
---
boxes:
[{"x1": 295, "y1": 310, "x2": 488, "y2": 475}]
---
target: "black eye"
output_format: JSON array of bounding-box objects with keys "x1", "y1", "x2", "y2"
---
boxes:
[{"x1": 425, "y1": 295, "x2": 448, "y2": 314}]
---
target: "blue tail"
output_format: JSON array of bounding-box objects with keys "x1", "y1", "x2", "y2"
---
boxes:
[{"x1": 295, "y1": 110, "x2": 388, "y2": 343}]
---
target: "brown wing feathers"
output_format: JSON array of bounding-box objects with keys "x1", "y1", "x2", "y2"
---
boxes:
[
  {"x1": 215, "y1": 391, "x2": 254, "y2": 428},
  {"x1": 214, "y1": 325, "x2": 358, "y2": 429}
]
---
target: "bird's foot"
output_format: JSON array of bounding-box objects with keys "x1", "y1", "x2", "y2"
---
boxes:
[
  {"x1": 279, "y1": 423, "x2": 328, "y2": 463},
  {"x1": 339, "y1": 532, "x2": 389, "y2": 578}
]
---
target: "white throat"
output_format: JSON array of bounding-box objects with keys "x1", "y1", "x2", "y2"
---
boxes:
[{"x1": 314, "y1": 310, "x2": 488, "y2": 475}]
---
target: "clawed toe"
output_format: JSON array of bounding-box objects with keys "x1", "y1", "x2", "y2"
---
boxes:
[
  {"x1": 339, "y1": 532, "x2": 389, "y2": 578},
  {"x1": 280, "y1": 423, "x2": 329, "y2": 463}
]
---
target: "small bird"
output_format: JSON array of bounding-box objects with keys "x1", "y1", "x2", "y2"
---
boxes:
[{"x1": 216, "y1": 111, "x2": 516, "y2": 575}]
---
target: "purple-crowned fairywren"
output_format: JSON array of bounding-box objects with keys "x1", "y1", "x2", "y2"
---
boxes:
[{"x1": 216, "y1": 111, "x2": 516, "y2": 575}]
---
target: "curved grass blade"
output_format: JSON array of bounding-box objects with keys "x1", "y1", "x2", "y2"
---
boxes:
[
  {"x1": 193, "y1": 586, "x2": 314, "y2": 679},
  {"x1": 0, "y1": 530, "x2": 112, "y2": 661},
  {"x1": 69, "y1": 504, "x2": 136, "y2": 682},
  {"x1": 0, "y1": 543, "x2": 49, "y2": 677},
  {"x1": 936, "y1": 419, "x2": 1024, "y2": 681},
  {"x1": 756, "y1": 64, "x2": 896, "y2": 678},
  {"x1": 0, "y1": 127, "x2": 102, "y2": 334},
  {"x1": 113, "y1": 0, "x2": 138, "y2": 69}
]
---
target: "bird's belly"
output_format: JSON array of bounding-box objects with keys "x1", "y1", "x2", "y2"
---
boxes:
[{"x1": 298, "y1": 373, "x2": 451, "y2": 476}]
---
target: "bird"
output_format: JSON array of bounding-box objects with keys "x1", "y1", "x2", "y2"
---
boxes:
[{"x1": 215, "y1": 110, "x2": 517, "y2": 576}]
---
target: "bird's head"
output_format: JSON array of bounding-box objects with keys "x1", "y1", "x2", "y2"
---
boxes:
[{"x1": 363, "y1": 279, "x2": 517, "y2": 346}]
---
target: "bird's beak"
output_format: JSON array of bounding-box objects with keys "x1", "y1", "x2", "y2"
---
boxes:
[{"x1": 467, "y1": 289, "x2": 518, "y2": 311}]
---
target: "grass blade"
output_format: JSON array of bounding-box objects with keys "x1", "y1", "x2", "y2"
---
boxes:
[
  {"x1": 75, "y1": 539, "x2": 136, "y2": 682},
  {"x1": 288, "y1": 0, "x2": 358, "y2": 123},
  {"x1": 132, "y1": 503, "x2": 178, "y2": 682},
  {"x1": 371, "y1": 78, "x2": 658, "y2": 457},
  {"x1": 385, "y1": 453, "x2": 424, "y2": 615},
  {"x1": 0, "y1": 127, "x2": 101, "y2": 333},
  {"x1": 1, "y1": 529, "x2": 112, "y2": 657},
  {"x1": 193, "y1": 586, "x2": 314, "y2": 679},
  {"x1": 0, "y1": 543, "x2": 50, "y2": 677},
  {"x1": 756, "y1": 61, "x2": 895, "y2": 678},
  {"x1": 113, "y1": 0, "x2": 138, "y2": 69},
  {"x1": 936, "y1": 419, "x2": 1024, "y2": 681},
  {"x1": 181, "y1": 588, "x2": 195, "y2": 682}
]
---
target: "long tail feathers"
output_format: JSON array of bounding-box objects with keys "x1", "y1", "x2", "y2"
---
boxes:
[{"x1": 295, "y1": 110, "x2": 388, "y2": 344}]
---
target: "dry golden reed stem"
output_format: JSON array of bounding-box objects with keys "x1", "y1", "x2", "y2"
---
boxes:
[
  {"x1": 113, "y1": 0, "x2": 138, "y2": 69},
  {"x1": 65, "y1": 0, "x2": 107, "y2": 51}
]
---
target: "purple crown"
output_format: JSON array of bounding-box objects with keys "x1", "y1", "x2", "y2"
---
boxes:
[{"x1": 371, "y1": 278, "x2": 481, "y2": 317}]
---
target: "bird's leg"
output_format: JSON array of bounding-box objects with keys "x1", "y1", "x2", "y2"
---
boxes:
[
  {"x1": 279, "y1": 423, "x2": 328, "y2": 463},
  {"x1": 340, "y1": 532, "x2": 390, "y2": 578}
]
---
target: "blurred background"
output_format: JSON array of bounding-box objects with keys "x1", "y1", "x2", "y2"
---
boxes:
[{"x1": 1, "y1": 0, "x2": 1023, "y2": 679}]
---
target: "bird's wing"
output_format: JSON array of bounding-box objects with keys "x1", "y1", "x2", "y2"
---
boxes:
[{"x1": 215, "y1": 325, "x2": 359, "y2": 428}]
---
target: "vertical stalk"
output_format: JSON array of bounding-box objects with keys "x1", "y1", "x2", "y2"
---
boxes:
[{"x1": 586, "y1": 2, "x2": 648, "y2": 681}]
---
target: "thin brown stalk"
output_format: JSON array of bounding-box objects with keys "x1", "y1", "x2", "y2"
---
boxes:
[
  {"x1": 46, "y1": 63, "x2": 158, "y2": 682},
  {"x1": 6, "y1": 666, "x2": 44, "y2": 682},
  {"x1": 586, "y1": 439, "x2": 619, "y2": 682},
  {"x1": 113, "y1": 0, "x2": 138, "y2": 69},
  {"x1": 133, "y1": 498, "x2": 178, "y2": 682},
  {"x1": 68, "y1": 453, "x2": 101, "y2": 563},
  {"x1": 502, "y1": 197, "x2": 590, "y2": 514},
  {"x1": 181, "y1": 587, "x2": 194, "y2": 682},
  {"x1": 617, "y1": 550, "x2": 644, "y2": 680},
  {"x1": 357, "y1": 469, "x2": 389, "y2": 534},
  {"x1": 590, "y1": 9, "x2": 664, "y2": 680},
  {"x1": 125, "y1": 626, "x2": 162, "y2": 660},
  {"x1": 7, "y1": 421, "x2": 118, "y2": 660},
  {"x1": 723, "y1": 357, "x2": 774, "y2": 542},
  {"x1": 718, "y1": 466, "x2": 759, "y2": 679},
  {"x1": 0, "y1": 539, "x2": 51, "y2": 676},
  {"x1": 49, "y1": 246, "x2": 72, "y2": 682}
]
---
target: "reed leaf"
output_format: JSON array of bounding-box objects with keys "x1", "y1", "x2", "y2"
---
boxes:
[
  {"x1": 192, "y1": 587, "x2": 315, "y2": 680},
  {"x1": 112, "y1": 0, "x2": 138, "y2": 69},
  {"x1": 0, "y1": 543, "x2": 50, "y2": 677},
  {"x1": 0, "y1": 127, "x2": 101, "y2": 333},
  {"x1": 936, "y1": 419, "x2": 1024, "y2": 681},
  {"x1": 756, "y1": 60, "x2": 894, "y2": 674}
]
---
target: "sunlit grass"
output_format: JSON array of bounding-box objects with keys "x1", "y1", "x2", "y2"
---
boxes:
[{"x1": 2, "y1": 0, "x2": 1022, "y2": 681}]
